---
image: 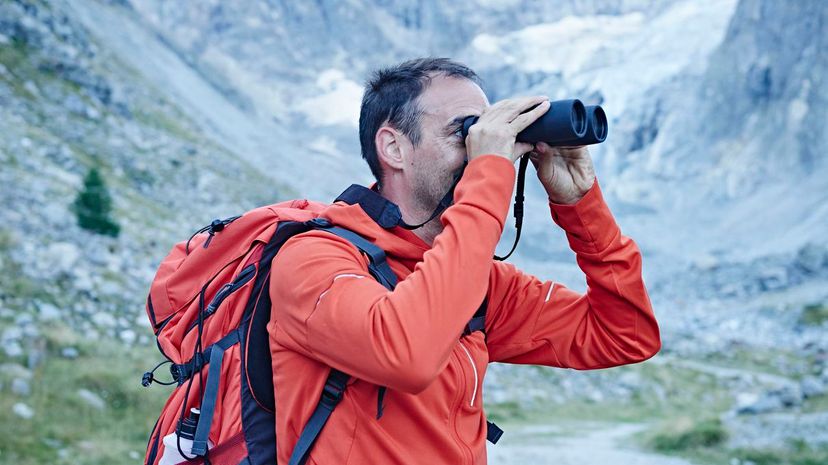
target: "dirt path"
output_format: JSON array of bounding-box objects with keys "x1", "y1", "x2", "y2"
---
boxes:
[
  {"x1": 652, "y1": 355, "x2": 794, "y2": 386},
  {"x1": 487, "y1": 422, "x2": 703, "y2": 465}
]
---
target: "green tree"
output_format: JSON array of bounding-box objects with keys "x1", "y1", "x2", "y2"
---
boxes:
[{"x1": 73, "y1": 167, "x2": 120, "y2": 237}]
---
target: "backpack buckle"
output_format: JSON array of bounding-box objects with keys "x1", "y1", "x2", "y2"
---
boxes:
[
  {"x1": 307, "y1": 217, "x2": 332, "y2": 228},
  {"x1": 320, "y1": 382, "x2": 344, "y2": 407}
]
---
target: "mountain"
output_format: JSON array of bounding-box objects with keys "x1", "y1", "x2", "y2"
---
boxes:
[{"x1": 1, "y1": 0, "x2": 826, "y2": 463}]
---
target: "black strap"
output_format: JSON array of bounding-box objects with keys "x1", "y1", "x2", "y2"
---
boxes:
[
  {"x1": 306, "y1": 219, "x2": 398, "y2": 291},
  {"x1": 288, "y1": 369, "x2": 350, "y2": 465},
  {"x1": 376, "y1": 386, "x2": 387, "y2": 420},
  {"x1": 288, "y1": 217, "x2": 501, "y2": 460},
  {"x1": 494, "y1": 155, "x2": 529, "y2": 261},
  {"x1": 171, "y1": 330, "x2": 241, "y2": 386},
  {"x1": 487, "y1": 420, "x2": 504, "y2": 444},
  {"x1": 335, "y1": 185, "x2": 402, "y2": 229},
  {"x1": 399, "y1": 162, "x2": 466, "y2": 230},
  {"x1": 463, "y1": 297, "x2": 488, "y2": 337},
  {"x1": 192, "y1": 330, "x2": 240, "y2": 456},
  {"x1": 333, "y1": 161, "x2": 466, "y2": 232}
]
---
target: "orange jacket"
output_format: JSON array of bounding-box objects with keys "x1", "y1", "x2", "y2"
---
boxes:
[{"x1": 268, "y1": 154, "x2": 661, "y2": 464}]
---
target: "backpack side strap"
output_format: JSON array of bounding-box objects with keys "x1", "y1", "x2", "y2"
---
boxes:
[{"x1": 192, "y1": 330, "x2": 241, "y2": 456}]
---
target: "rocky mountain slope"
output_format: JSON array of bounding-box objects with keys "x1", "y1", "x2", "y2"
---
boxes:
[{"x1": 1, "y1": 0, "x2": 826, "y2": 464}]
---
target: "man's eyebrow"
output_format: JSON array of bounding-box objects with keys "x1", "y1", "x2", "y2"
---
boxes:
[{"x1": 445, "y1": 115, "x2": 471, "y2": 131}]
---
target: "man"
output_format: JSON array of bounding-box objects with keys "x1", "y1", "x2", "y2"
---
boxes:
[{"x1": 269, "y1": 57, "x2": 661, "y2": 464}]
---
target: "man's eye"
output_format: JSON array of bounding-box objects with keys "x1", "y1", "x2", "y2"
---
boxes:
[{"x1": 453, "y1": 127, "x2": 464, "y2": 139}]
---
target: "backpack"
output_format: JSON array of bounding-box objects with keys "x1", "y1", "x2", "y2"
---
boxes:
[{"x1": 141, "y1": 194, "x2": 498, "y2": 465}]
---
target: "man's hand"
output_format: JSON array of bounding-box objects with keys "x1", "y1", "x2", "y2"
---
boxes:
[
  {"x1": 529, "y1": 142, "x2": 596, "y2": 205},
  {"x1": 465, "y1": 96, "x2": 550, "y2": 163}
]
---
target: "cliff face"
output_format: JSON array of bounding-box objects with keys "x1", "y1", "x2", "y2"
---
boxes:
[{"x1": 0, "y1": 0, "x2": 293, "y2": 345}]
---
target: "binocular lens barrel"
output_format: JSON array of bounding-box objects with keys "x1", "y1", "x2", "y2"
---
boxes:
[
  {"x1": 577, "y1": 105, "x2": 608, "y2": 146},
  {"x1": 461, "y1": 99, "x2": 608, "y2": 147}
]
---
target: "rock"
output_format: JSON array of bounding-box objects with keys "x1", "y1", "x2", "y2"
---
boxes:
[
  {"x1": 77, "y1": 388, "x2": 106, "y2": 410},
  {"x1": 73, "y1": 269, "x2": 94, "y2": 292},
  {"x1": 63, "y1": 94, "x2": 88, "y2": 116},
  {"x1": 777, "y1": 384, "x2": 804, "y2": 407},
  {"x1": 0, "y1": 363, "x2": 32, "y2": 379},
  {"x1": 98, "y1": 279, "x2": 122, "y2": 296},
  {"x1": 61, "y1": 347, "x2": 79, "y2": 359},
  {"x1": 12, "y1": 402, "x2": 34, "y2": 419},
  {"x1": 693, "y1": 253, "x2": 720, "y2": 271},
  {"x1": 23, "y1": 80, "x2": 41, "y2": 97},
  {"x1": 2, "y1": 326, "x2": 24, "y2": 343},
  {"x1": 757, "y1": 267, "x2": 788, "y2": 291},
  {"x1": 4, "y1": 342, "x2": 24, "y2": 358},
  {"x1": 91, "y1": 311, "x2": 116, "y2": 328},
  {"x1": 11, "y1": 378, "x2": 31, "y2": 397},
  {"x1": 14, "y1": 313, "x2": 33, "y2": 327},
  {"x1": 38, "y1": 302, "x2": 61, "y2": 320},
  {"x1": 736, "y1": 390, "x2": 787, "y2": 415},
  {"x1": 796, "y1": 243, "x2": 827, "y2": 273},
  {"x1": 48, "y1": 242, "x2": 81, "y2": 275},
  {"x1": 27, "y1": 342, "x2": 46, "y2": 370},
  {"x1": 801, "y1": 376, "x2": 826, "y2": 398},
  {"x1": 119, "y1": 329, "x2": 136, "y2": 344}
]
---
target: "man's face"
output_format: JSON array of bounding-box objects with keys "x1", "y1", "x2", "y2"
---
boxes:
[{"x1": 407, "y1": 75, "x2": 489, "y2": 211}]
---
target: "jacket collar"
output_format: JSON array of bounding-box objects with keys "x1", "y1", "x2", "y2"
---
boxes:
[
  {"x1": 320, "y1": 184, "x2": 430, "y2": 264},
  {"x1": 334, "y1": 184, "x2": 402, "y2": 229}
]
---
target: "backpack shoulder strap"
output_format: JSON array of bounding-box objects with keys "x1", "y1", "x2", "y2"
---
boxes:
[
  {"x1": 463, "y1": 297, "x2": 488, "y2": 336},
  {"x1": 288, "y1": 218, "x2": 499, "y2": 465},
  {"x1": 287, "y1": 219, "x2": 396, "y2": 465},
  {"x1": 305, "y1": 218, "x2": 397, "y2": 291},
  {"x1": 288, "y1": 369, "x2": 349, "y2": 465}
]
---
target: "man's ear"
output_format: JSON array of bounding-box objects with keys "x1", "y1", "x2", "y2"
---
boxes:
[{"x1": 375, "y1": 126, "x2": 407, "y2": 171}]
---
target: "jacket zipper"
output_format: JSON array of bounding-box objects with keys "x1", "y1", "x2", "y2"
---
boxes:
[{"x1": 458, "y1": 340, "x2": 478, "y2": 407}]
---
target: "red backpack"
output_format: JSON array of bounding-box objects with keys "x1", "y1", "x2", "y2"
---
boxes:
[{"x1": 141, "y1": 196, "x2": 401, "y2": 465}]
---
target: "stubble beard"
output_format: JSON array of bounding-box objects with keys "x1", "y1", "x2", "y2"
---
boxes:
[{"x1": 409, "y1": 165, "x2": 460, "y2": 240}]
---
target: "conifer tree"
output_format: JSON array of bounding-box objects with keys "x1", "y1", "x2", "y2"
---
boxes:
[{"x1": 73, "y1": 167, "x2": 120, "y2": 237}]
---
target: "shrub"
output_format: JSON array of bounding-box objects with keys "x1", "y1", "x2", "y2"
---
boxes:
[
  {"x1": 799, "y1": 303, "x2": 828, "y2": 326},
  {"x1": 650, "y1": 418, "x2": 728, "y2": 452}
]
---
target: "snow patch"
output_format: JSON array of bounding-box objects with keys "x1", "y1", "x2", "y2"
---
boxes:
[{"x1": 297, "y1": 69, "x2": 363, "y2": 128}]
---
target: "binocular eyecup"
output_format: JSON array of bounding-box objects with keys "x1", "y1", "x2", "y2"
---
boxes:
[{"x1": 461, "y1": 99, "x2": 608, "y2": 147}]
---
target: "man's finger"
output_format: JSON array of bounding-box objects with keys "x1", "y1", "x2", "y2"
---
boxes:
[
  {"x1": 510, "y1": 99, "x2": 550, "y2": 133},
  {"x1": 479, "y1": 95, "x2": 548, "y2": 125},
  {"x1": 504, "y1": 96, "x2": 549, "y2": 122},
  {"x1": 515, "y1": 142, "x2": 534, "y2": 155}
]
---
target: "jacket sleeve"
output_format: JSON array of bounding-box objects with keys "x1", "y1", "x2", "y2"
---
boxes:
[
  {"x1": 269, "y1": 155, "x2": 516, "y2": 393},
  {"x1": 484, "y1": 179, "x2": 661, "y2": 369}
]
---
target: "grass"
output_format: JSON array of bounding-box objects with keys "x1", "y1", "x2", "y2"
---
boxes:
[
  {"x1": 682, "y1": 444, "x2": 828, "y2": 465},
  {"x1": 802, "y1": 392, "x2": 828, "y2": 413},
  {"x1": 487, "y1": 359, "x2": 733, "y2": 424},
  {"x1": 699, "y1": 345, "x2": 809, "y2": 379},
  {"x1": 0, "y1": 323, "x2": 168, "y2": 465},
  {"x1": 639, "y1": 416, "x2": 828, "y2": 465},
  {"x1": 0, "y1": 39, "x2": 37, "y2": 99},
  {"x1": 799, "y1": 303, "x2": 828, "y2": 326},
  {"x1": 132, "y1": 107, "x2": 200, "y2": 144},
  {"x1": 646, "y1": 417, "x2": 728, "y2": 452}
]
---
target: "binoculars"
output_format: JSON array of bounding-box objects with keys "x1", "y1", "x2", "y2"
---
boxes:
[{"x1": 461, "y1": 99, "x2": 608, "y2": 146}]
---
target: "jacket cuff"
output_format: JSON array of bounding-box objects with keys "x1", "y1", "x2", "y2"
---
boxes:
[
  {"x1": 548, "y1": 179, "x2": 619, "y2": 253},
  {"x1": 453, "y1": 155, "x2": 516, "y2": 229}
]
